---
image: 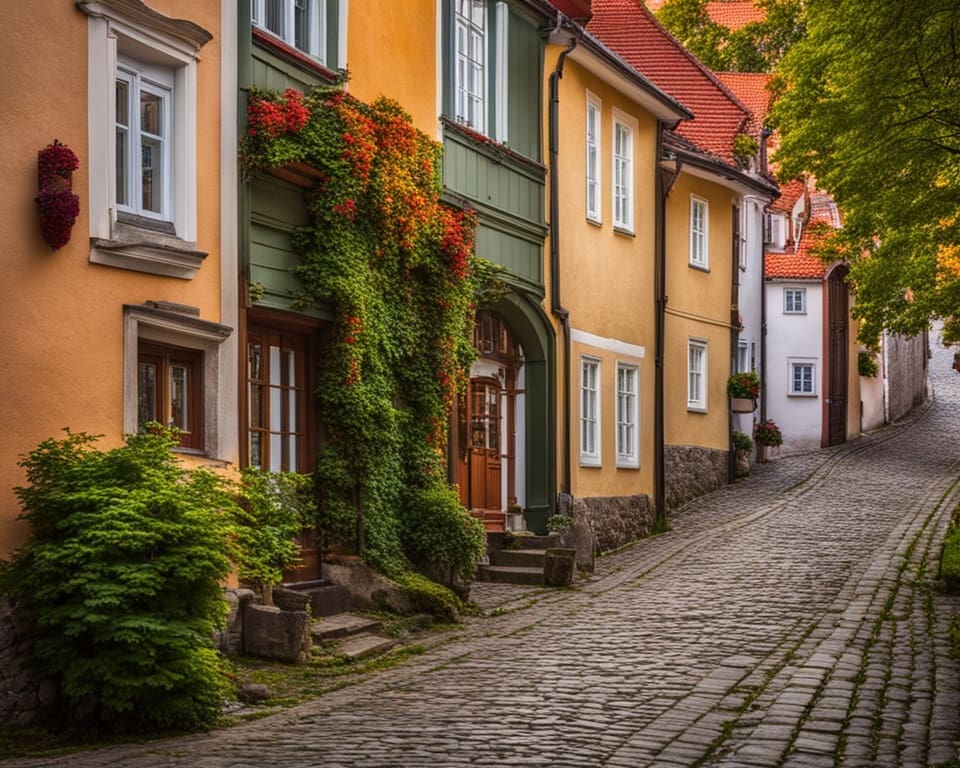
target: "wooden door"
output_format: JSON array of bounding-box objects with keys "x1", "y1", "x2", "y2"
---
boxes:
[
  {"x1": 468, "y1": 378, "x2": 502, "y2": 510},
  {"x1": 827, "y1": 269, "x2": 849, "y2": 446}
]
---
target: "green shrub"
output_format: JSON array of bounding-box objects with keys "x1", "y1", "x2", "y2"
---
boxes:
[
  {"x1": 395, "y1": 571, "x2": 464, "y2": 623},
  {"x1": 858, "y1": 349, "x2": 879, "y2": 377},
  {"x1": 400, "y1": 482, "x2": 486, "y2": 581},
  {"x1": 0, "y1": 429, "x2": 236, "y2": 731},
  {"x1": 233, "y1": 468, "x2": 313, "y2": 594},
  {"x1": 732, "y1": 430, "x2": 753, "y2": 454},
  {"x1": 941, "y1": 525, "x2": 960, "y2": 593}
]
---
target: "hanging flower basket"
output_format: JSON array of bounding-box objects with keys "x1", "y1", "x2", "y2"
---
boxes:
[
  {"x1": 34, "y1": 139, "x2": 80, "y2": 250},
  {"x1": 732, "y1": 397, "x2": 758, "y2": 413}
]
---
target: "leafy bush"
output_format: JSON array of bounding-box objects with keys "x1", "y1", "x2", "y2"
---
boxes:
[
  {"x1": 941, "y1": 525, "x2": 960, "y2": 594},
  {"x1": 727, "y1": 371, "x2": 761, "y2": 399},
  {"x1": 400, "y1": 482, "x2": 486, "y2": 581},
  {"x1": 858, "y1": 349, "x2": 879, "y2": 377},
  {"x1": 232, "y1": 468, "x2": 313, "y2": 595},
  {"x1": 732, "y1": 430, "x2": 753, "y2": 454},
  {"x1": 0, "y1": 429, "x2": 236, "y2": 731},
  {"x1": 395, "y1": 571, "x2": 464, "y2": 623}
]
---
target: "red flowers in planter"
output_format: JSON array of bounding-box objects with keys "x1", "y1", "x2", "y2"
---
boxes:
[{"x1": 35, "y1": 139, "x2": 80, "y2": 250}]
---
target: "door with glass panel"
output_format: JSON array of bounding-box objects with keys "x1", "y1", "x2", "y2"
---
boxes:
[{"x1": 246, "y1": 329, "x2": 307, "y2": 472}]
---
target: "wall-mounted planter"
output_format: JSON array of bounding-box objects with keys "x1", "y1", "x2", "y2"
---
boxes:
[
  {"x1": 35, "y1": 139, "x2": 80, "y2": 250},
  {"x1": 732, "y1": 397, "x2": 757, "y2": 413}
]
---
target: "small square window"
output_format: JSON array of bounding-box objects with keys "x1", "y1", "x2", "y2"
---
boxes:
[
  {"x1": 784, "y1": 288, "x2": 806, "y2": 314},
  {"x1": 789, "y1": 360, "x2": 817, "y2": 395}
]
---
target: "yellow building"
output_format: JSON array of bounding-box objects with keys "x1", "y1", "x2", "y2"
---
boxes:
[
  {"x1": 543, "y1": 22, "x2": 688, "y2": 547},
  {"x1": 0, "y1": 0, "x2": 234, "y2": 557}
]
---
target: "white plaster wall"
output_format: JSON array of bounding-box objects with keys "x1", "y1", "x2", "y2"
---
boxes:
[
  {"x1": 859, "y1": 352, "x2": 885, "y2": 432},
  {"x1": 764, "y1": 280, "x2": 823, "y2": 454},
  {"x1": 732, "y1": 196, "x2": 766, "y2": 437}
]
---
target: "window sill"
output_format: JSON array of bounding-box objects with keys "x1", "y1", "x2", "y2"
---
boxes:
[
  {"x1": 616, "y1": 460, "x2": 640, "y2": 470},
  {"x1": 579, "y1": 457, "x2": 602, "y2": 468},
  {"x1": 788, "y1": 392, "x2": 818, "y2": 398},
  {"x1": 688, "y1": 262, "x2": 710, "y2": 273},
  {"x1": 613, "y1": 225, "x2": 635, "y2": 238},
  {"x1": 586, "y1": 216, "x2": 602, "y2": 227},
  {"x1": 687, "y1": 405, "x2": 708, "y2": 413},
  {"x1": 90, "y1": 219, "x2": 207, "y2": 279}
]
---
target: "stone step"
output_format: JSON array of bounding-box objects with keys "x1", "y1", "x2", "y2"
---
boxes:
[
  {"x1": 283, "y1": 580, "x2": 353, "y2": 617},
  {"x1": 336, "y1": 633, "x2": 398, "y2": 661},
  {"x1": 310, "y1": 613, "x2": 382, "y2": 642},
  {"x1": 490, "y1": 548, "x2": 547, "y2": 568},
  {"x1": 476, "y1": 564, "x2": 545, "y2": 586}
]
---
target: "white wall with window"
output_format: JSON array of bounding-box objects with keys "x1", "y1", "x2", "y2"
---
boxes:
[
  {"x1": 586, "y1": 93, "x2": 601, "y2": 223},
  {"x1": 689, "y1": 195, "x2": 709, "y2": 269},
  {"x1": 80, "y1": 0, "x2": 212, "y2": 279},
  {"x1": 611, "y1": 109, "x2": 636, "y2": 233},
  {"x1": 687, "y1": 339, "x2": 707, "y2": 411},
  {"x1": 615, "y1": 363, "x2": 639, "y2": 468},
  {"x1": 764, "y1": 279, "x2": 824, "y2": 453},
  {"x1": 784, "y1": 287, "x2": 806, "y2": 314},
  {"x1": 788, "y1": 358, "x2": 817, "y2": 396},
  {"x1": 580, "y1": 356, "x2": 601, "y2": 466}
]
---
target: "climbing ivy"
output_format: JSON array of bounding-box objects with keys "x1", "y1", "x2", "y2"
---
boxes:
[{"x1": 242, "y1": 86, "x2": 486, "y2": 578}]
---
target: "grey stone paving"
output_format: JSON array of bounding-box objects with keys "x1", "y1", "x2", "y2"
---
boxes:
[{"x1": 9, "y1": 334, "x2": 960, "y2": 768}]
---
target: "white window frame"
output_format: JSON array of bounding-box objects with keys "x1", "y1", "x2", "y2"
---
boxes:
[
  {"x1": 788, "y1": 358, "x2": 817, "y2": 396},
  {"x1": 252, "y1": 0, "x2": 327, "y2": 63},
  {"x1": 81, "y1": 0, "x2": 211, "y2": 279},
  {"x1": 690, "y1": 196, "x2": 709, "y2": 269},
  {"x1": 612, "y1": 109, "x2": 635, "y2": 233},
  {"x1": 687, "y1": 339, "x2": 707, "y2": 411},
  {"x1": 615, "y1": 363, "x2": 639, "y2": 468},
  {"x1": 784, "y1": 287, "x2": 807, "y2": 314},
  {"x1": 580, "y1": 356, "x2": 601, "y2": 466},
  {"x1": 737, "y1": 340, "x2": 751, "y2": 373},
  {"x1": 116, "y1": 59, "x2": 173, "y2": 222},
  {"x1": 586, "y1": 93, "x2": 601, "y2": 223},
  {"x1": 454, "y1": 0, "x2": 487, "y2": 134}
]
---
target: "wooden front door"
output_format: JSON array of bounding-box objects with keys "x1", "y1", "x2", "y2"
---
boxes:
[
  {"x1": 466, "y1": 378, "x2": 502, "y2": 511},
  {"x1": 826, "y1": 269, "x2": 849, "y2": 446}
]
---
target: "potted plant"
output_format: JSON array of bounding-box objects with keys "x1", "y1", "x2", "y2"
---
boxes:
[
  {"x1": 732, "y1": 429, "x2": 753, "y2": 477},
  {"x1": 753, "y1": 418, "x2": 783, "y2": 462},
  {"x1": 728, "y1": 371, "x2": 760, "y2": 412}
]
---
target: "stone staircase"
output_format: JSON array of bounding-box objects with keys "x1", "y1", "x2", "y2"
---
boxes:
[
  {"x1": 310, "y1": 612, "x2": 398, "y2": 661},
  {"x1": 476, "y1": 534, "x2": 577, "y2": 586}
]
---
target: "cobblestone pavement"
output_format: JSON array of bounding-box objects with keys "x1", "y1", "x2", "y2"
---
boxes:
[{"x1": 10, "y1": 338, "x2": 960, "y2": 768}]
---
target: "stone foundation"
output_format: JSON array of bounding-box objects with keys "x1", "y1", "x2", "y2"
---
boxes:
[
  {"x1": 665, "y1": 444, "x2": 729, "y2": 510},
  {"x1": 558, "y1": 493, "x2": 655, "y2": 569},
  {"x1": 0, "y1": 598, "x2": 53, "y2": 727}
]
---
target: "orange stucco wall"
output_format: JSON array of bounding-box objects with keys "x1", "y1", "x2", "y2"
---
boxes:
[
  {"x1": 346, "y1": 1, "x2": 440, "y2": 138},
  {"x1": 662, "y1": 172, "x2": 736, "y2": 450},
  {"x1": 0, "y1": 1, "x2": 224, "y2": 557},
  {"x1": 544, "y1": 49, "x2": 659, "y2": 499}
]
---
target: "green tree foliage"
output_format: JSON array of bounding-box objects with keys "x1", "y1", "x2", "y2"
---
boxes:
[
  {"x1": 655, "y1": 0, "x2": 805, "y2": 73},
  {"x1": 0, "y1": 429, "x2": 236, "y2": 730},
  {"x1": 771, "y1": 1, "x2": 960, "y2": 344}
]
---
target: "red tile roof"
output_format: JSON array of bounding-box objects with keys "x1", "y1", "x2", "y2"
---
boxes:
[
  {"x1": 765, "y1": 248, "x2": 826, "y2": 280},
  {"x1": 705, "y1": 1, "x2": 765, "y2": 31},
  {"x1": 770, "y1": 177, "x2": 804, "y2": 214},
  {"x1": 715, "y1": 72, "x2": 772, "y2": 134},
  {"x1": 588, "y1": 0, "x2": 752, "y2": 165},
  {"x1": 765, "y1": 191, "x2": 841, "y2": 279}
]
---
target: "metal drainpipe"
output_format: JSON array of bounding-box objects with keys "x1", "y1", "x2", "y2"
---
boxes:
[
  {"x1": 549, "y1": 35, "x2": 578, "y2": 499},
  {"x1": 654, "y1": 130, "x2": 673, "y2": 530}
]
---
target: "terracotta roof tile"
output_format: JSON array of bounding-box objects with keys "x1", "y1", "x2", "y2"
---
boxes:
[
  {"x1": 588, "y1": 0, "x2": 752, "y2": 165},
  {"x1": 715, "y1": 72, "x2": 772, "y2": 134},
  {"x1": 770, "y1": 177, "x2": 804, "y2": 213},
  {"x1": 705, "y1": 1, "x2": 765, "y2": 31}
]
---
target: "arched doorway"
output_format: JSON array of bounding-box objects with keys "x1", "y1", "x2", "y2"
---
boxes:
[
  {"x1": 826, "y1": 265, "x2": 849, "y2": 446},
  {"x1": 457, "y1": 311, "x2": 523, "y2": 530}
]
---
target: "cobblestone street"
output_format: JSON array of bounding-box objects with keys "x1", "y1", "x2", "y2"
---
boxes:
[{"x1": 9, "y1": 338, "x2": 960, "y2": 768}]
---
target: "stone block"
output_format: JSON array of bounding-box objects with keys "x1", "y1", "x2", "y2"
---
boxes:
[
  {"x1": 215, "y1": 588, "x2": 255, "y2": 656},
  {"x1": 543, "y1": 548, "x2": 577, "y2": 586},
  {"x1": 242, "y1": 603, "x2": 311, "y2": 663}
]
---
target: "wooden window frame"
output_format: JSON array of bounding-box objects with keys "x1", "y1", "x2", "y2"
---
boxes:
[{"x1": 137, "y1": 341, "x2": 203, "y2": 450}]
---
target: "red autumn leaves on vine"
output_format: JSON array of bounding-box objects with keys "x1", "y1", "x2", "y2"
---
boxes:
[{"x1": 247, "y1": 88, "x2": 311, "y2": 138}]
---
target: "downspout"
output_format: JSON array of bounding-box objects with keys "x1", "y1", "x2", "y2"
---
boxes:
[
  {"x1": 655, "y1": 139, "x2": 682, "y2": 530},
  {"x1": 548, "y1": 32, "x2": 578, "y2": 501}
]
